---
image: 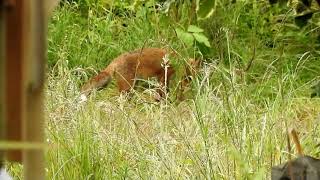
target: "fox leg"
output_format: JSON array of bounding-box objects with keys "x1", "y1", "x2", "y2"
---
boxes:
[{"x1": 157, "y1": 75, "x2": 166, "y2": 98}]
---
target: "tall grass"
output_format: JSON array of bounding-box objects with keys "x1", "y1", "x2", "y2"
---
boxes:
[
  {"x1": 41, "y1": 57, "x2": 319, "y2": 179},
  {"x1": 7, "y1": 1, "x2": 320, "y2": 179}
]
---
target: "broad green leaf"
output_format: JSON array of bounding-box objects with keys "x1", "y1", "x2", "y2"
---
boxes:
[
  {"x1": 196, "y1": 0, "x2": 216, "y2": 20},
  {"x1": 187, "y1": 25, "x2": 204, "y2": 33},
  {"x1": 193, "y1": 32, "x2": 211, "y2": 47},
  {"x1": 175, "y1": 28, "x2": 194, "y2": 47}
]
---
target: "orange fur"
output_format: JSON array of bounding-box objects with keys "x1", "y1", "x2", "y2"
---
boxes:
[{"x1": 81, "y1": 48, "x2": 175, "y2": 97}]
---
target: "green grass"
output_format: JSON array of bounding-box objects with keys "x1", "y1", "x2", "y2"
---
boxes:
[{"x1": 7, "y1": 2, "x2": 320, "y2": 179}]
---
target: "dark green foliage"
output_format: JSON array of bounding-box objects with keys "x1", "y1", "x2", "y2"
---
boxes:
[
  {"x1": 311, "y1": 81, "x2": 320, "y2": 98},
  {"x1": 295, "y1": 12, "x2": 313, "y2": 28},
  {"x1": 301, "y1": 0, "x2": 312, "y2": 7}
]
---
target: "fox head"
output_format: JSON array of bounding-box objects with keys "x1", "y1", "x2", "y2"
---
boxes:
[
  {"x1": 184, "y1": 58, "x2": 201, "y2": 83},
  {"x1": 80, "y1": 71, "x2": 112, "y2": 97},
  {"x1": 177, "y1": 58, "x2": 202, "y2": 101}
]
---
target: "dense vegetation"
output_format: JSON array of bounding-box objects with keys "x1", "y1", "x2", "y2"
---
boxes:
[{"x1": 9, "y1": 0, "x2": 320, "y2": 179}]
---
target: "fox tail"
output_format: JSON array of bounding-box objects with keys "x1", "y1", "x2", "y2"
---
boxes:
[{"x1": 80, "y1": 70, "x2": 112, "y2": 96}]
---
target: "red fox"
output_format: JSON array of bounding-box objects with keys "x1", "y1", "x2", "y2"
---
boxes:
[{"x1": 80, "y1": 48, "x2": 175, "y2": 98}]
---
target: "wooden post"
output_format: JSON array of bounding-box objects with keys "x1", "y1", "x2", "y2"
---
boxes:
[
  {"x1": 22, "y1": 0, "x2": 46, "y2": 179},
  {"x1": 0, "y1": 0, "x2": 6, "y2": 167},
  {"x1": 5, "y1": 0, "x2": 24, "y2": 163},
  {"x1": 1, "y1": 0, "x2": 46, "y2": 179}
]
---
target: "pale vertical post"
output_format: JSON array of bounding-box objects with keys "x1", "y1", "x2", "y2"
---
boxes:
[{"x1": 22, "y1": 0, "x2": 46, "y2": 179}]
